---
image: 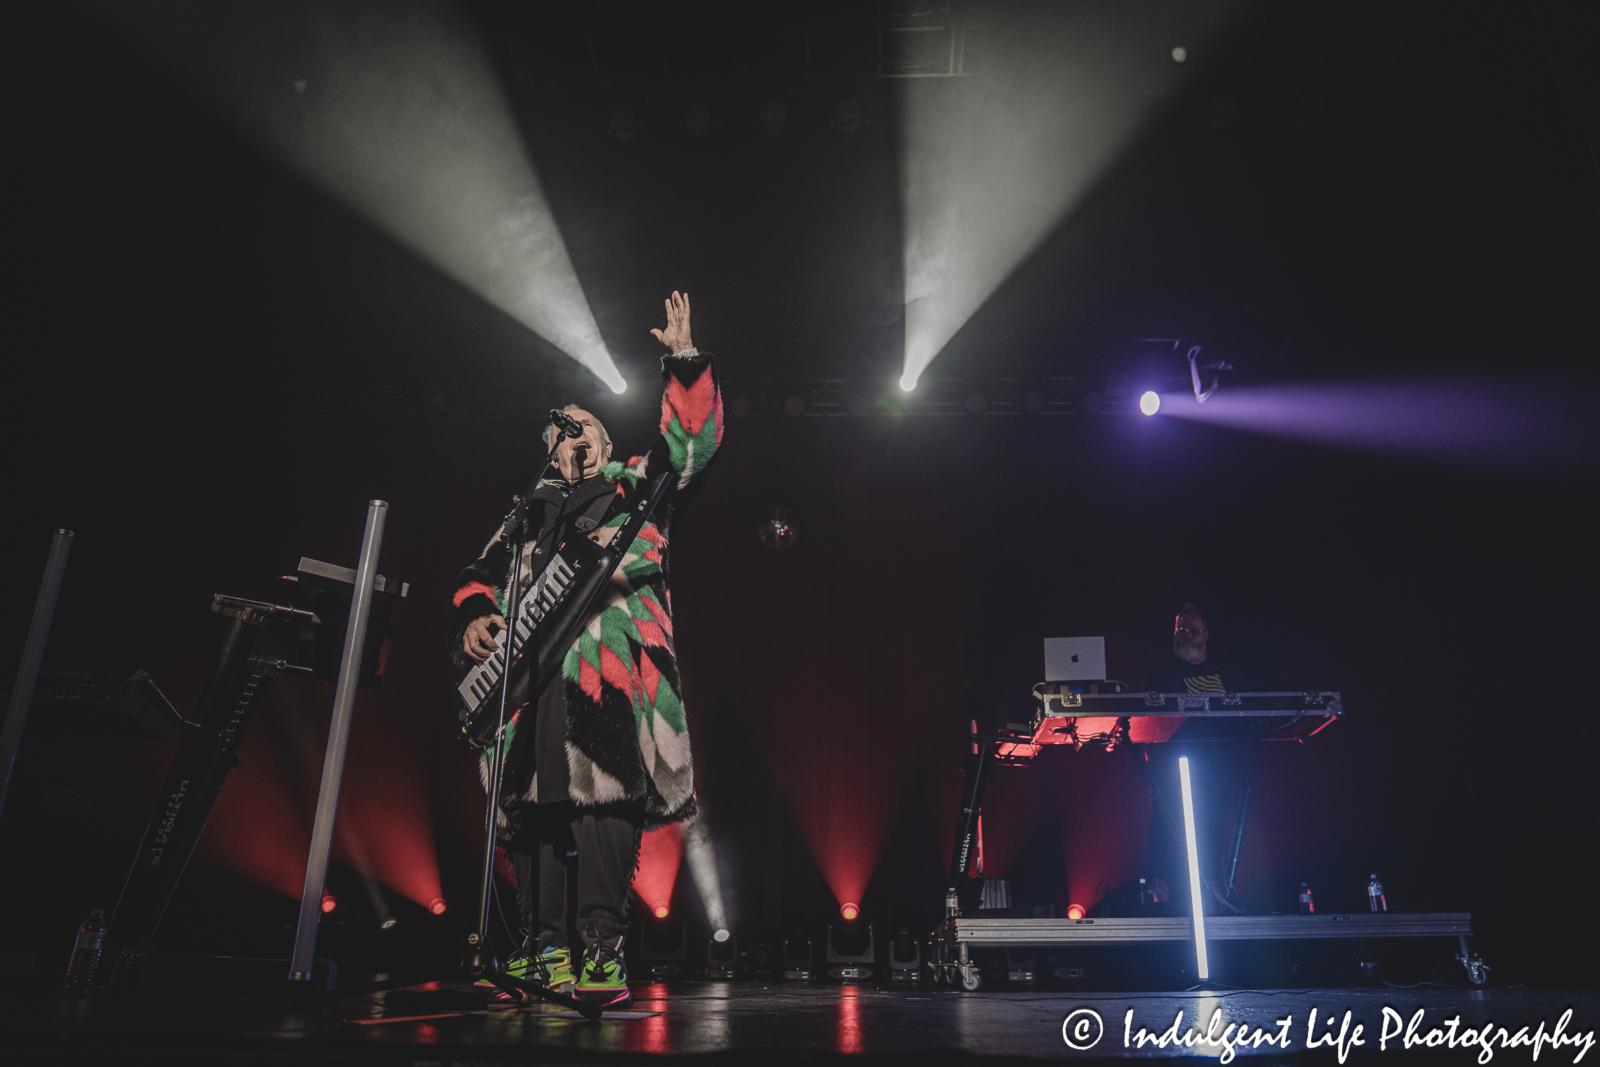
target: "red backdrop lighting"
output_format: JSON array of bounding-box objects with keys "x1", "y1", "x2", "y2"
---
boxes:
[
  {"x1": 194, "y1": 710, "x2": 311, "y2": 899},
  {"x1": 324, "y1": 690, "x2": 444, "y2": 910},
  {"x1": 1055, "y1": 748, "x2": 1153, "y2": 911},
  {"x1": 631, "y1": 823, "x2": 683, "y2": 920},
  {"x1": 193, "y1": 681, "x2": 450, "y2": 912}
]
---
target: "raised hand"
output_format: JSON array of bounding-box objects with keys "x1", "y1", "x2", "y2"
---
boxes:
[{"x1": 649, "y1": 291, "x2": 694, "y2": 353}]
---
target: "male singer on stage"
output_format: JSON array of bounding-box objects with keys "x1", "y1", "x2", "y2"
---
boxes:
[{"x1": 449, "y1": 292, "x2": 719, "y2": 1008}]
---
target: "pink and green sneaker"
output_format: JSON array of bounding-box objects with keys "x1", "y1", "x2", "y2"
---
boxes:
[{"x1": 574, "y1": 935, "x2": 631, "y2": 1008}]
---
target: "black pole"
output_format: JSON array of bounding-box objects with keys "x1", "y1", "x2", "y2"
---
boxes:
[
  {"x1": 0, "y1": 529, "x2": 73, "y2": 821},
  {"x1": 1222, "y1": 740, "x2": 1260, "y2": 902},
  {"x1": 945, "y1": 722, "x2": 991, "y2": 918},
  {"x1": 469, "y1": 430, "x2": 567, "y2": 968},
  {"x1": 470, "y1": 528, "x2": 523, "y2": 968},
  {"x1": 106, "y1": 608, "x2": 271, "y2": 957}
]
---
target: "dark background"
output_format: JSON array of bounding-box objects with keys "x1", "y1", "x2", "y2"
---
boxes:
[{"x1": 3, "y1": 0, "x2": 1596, "y2": 987}]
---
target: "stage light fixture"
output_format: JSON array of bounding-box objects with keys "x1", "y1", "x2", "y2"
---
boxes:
[
  {"x1": 758, "y1": 508, "x2": 799, "y2": 550},
  {"x1": 706, "y1": 933, "x2": 739, "y2": 979},
  {"x1": 640, "y1": 918, "x2": 687, "y2": 978},
  {"x1": 840, "y1": 903, "x2": 860, "y2": 922},
  {"x1": 380, "y1": 918, "x2": 398, "y2": 930},
  {"x1": 1178, "y1": 756, "x2": 1210, "y2": 983},
  {"x1": 428, "y1": 897, "x2": 447, "y2": 916},
  {"x1": 1139, "y1": 391, "x2": 1161, "y2": 416},
  {"x1": 826, "y1": 923, "x2": 875, "y2": 982},
  {"x1": 783, "y1": 930, "x2": 817, "y2": 980},
  {"x1": 889, "y1": 929, "x2": 923, "y2": 983},
  {"x1": 713, "y1": 928, "x2": 730, "y2": 943},
  {"x1": 633, "y1": 823, "x2": 685, "y2": 928},
  {"x1": 1065, "y1": 903, "x2": 1086, "y2": 921},
  {"x1": 320, "y1": 893, "x2": 336, "y2": 914},
  {"x1": 92, "y1": 3, "x2": 628, "y2": 394},
  {"x1": 1187, "y1": 346, "x2": 1233, "y2": 403}
]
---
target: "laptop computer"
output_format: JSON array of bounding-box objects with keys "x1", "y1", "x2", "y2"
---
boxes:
[{"x1": 1043, "y1": 637, "x2": 1106, "y2": 682}]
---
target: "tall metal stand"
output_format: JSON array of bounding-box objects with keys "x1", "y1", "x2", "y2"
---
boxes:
[
  {"x1": 468, "y1": 479, "x2": 535, "y2": 971},
  {"x1": 944, "y1": 722, "x2": 994, "y2": 920},
  {"x1": 108, "y1": 609, "x2": 306, "y2": 957},
  {"x1": 289, "y1": 501, "x2": 388, "y2": 982},
  {"x1": 1220, "y1": 739, "x2": 1260, "y2": 906},
  {"x1": 0, "y1": 529, "x2": 73, "y2": 820},
  {"x1": 287, "y1": 434, "x2": 603, "y2": 1017}
]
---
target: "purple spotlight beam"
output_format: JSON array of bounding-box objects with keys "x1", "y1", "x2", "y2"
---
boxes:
[{"x1": 1156, "y1": 375, "x2": 1599, "y2": 470}]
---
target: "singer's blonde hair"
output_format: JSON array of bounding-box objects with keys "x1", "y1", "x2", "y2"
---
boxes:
[{"x1": 542, "y1": 403, "x2": 612, "y2": 451}]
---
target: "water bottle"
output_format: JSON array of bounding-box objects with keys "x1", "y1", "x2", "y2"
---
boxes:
[
  {"x1": 62, "y1": 908, "x2": 108, "y2": 994},
  {"x1": 1367, "y1": 874, "x2": 1387, "y2": 912},
  {"x1": 1298, "y1": 883, "x2": 1315, "y2": 914}
]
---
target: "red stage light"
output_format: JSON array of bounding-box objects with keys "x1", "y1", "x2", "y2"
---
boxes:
[
  {"x1": 1066, "y1": 903, "x2": 1086, "y2": 920},
  {"x1": 840, "y1": 903, "x2": 860, "y2": 921},
  {"x1": 428, "y1": 898, "x2": 447, "y2": 915},
  {"x1": 631, "y1": 824, "x2": 684, "y2": 924},
  {"x1": 320, "y1": 893, "x2": 336, "y2": 913}
]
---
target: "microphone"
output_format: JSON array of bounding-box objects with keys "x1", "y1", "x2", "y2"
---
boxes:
[{"x1": 549, "y1": 409, "x2": 583, "y2": 440}]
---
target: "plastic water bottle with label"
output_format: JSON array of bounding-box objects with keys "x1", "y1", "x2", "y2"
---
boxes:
[
  {"x1": 1367, "y1": 874, "x2": 1387, "y2": 912},
  {"x1": 1298, "y1": 883, "x2": 1316, "y2": 914},
  {"x1": 62, "y1": 908, "x2": 108, "y2": 994}
]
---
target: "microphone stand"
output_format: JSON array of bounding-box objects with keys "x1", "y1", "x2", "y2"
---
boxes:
[
  {"x1": 286, "y1": 423, "x2": 605, "y2": 1019},
  {"x1": 465, "y1": 429, "x2": 567, "y2": 978}
]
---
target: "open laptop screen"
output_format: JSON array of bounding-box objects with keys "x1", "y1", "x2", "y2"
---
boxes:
[{"x1": 1043, "y1": 637, "x2": 1106, "y2": 682}]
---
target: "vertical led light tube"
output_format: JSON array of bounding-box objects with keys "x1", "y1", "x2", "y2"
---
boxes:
[{"x1": 1178, "y1": 756, "x2": 1210, "y2": 982}]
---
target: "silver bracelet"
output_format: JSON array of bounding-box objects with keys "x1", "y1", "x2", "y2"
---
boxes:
[{"x1": 669, "y1": 346, "x2": 698, "y2": 358}]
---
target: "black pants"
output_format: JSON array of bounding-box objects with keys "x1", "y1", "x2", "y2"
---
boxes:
[{"x1": 510, "y1": 801, "x2": 643, "y2": 950}]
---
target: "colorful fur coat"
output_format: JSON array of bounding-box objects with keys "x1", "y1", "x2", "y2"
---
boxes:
[{"x1": 449, "y1": 351, "x2": 721, "y2": 831}]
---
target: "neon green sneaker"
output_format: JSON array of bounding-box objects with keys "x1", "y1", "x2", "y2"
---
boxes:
[
  {"x1": 574, "y1": 935, "x2": 631, "y2": 1008},
  {"x1": 477, "y1": 939, "x2": 574, "y2": 996},
  {"x1": 518, "y1": 945, "x2": 575, "y2": 993}
]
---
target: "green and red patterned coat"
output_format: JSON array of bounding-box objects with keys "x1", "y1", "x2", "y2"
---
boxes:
[{"x1": 449, "y1": 351, "x2": 721, "y2": 828}]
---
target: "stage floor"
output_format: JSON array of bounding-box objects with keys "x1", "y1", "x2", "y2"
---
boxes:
[{"x1": 11, "y1": 980, "x2": 1599, "y2": 1065}]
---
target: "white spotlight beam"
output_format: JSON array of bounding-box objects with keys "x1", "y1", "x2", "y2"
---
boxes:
[
  {"x1": 895, "y1": 2, "x2": 1243, "y2": 390},
  {"x1": 87, "y1": 0, "x2": 624, "y2": 392},
  {"x1": 682, "y1": 817, "x2": 728, "y2": 936},
  {"x1": 1178, "y1": 755, "x2": 1210, "y2": 983}
]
